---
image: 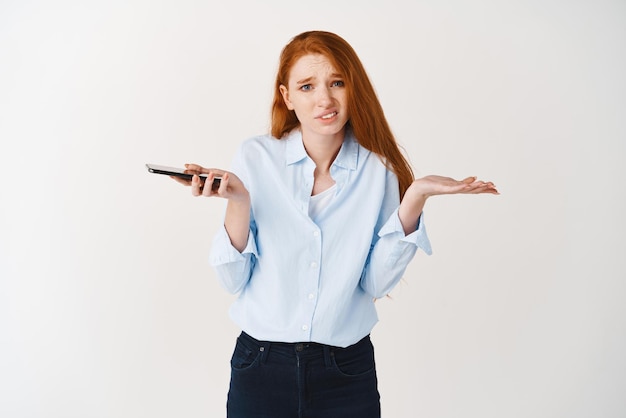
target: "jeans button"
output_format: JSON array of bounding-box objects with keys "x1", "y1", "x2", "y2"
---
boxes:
[{"x1": 296, "y1": 343, "x2": 304, "y2": 352}]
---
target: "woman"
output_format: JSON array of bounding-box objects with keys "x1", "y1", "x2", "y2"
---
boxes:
[{"x1": 175, "y1": 30, "x2": 498, "y2": 418}]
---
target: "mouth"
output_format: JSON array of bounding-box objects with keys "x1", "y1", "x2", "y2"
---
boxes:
[{"x1": 319, "y1": 111, "x2": 338, "y2": 120}]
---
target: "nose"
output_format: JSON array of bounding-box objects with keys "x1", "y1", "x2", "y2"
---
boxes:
[{"x1": 316, "y1": 86, "x2": 333, "y2": 106}]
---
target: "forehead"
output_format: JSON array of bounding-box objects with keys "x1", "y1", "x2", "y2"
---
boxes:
[{"x1": 288, "y1": 53, "x2": 340, "y2": 83}]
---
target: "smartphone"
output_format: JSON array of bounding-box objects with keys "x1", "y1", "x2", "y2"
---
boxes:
[{"x1": 146, "y1": 163, "x2": 221, "y2": 191}]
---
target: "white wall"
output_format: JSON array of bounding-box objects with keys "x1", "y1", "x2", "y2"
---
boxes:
[{"x1": 1, "y1": 1, "x2": 624, "y2": 417}]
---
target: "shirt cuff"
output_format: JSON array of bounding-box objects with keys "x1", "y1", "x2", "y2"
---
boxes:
[
  {"x1": 378, "y1": 208, "x2": 433, "y2": 255},
  {"x1": 209, "y1": 224, "x2": 258, "y2": 266}
]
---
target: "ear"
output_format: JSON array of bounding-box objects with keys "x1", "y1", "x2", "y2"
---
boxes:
[{"x1": 279, "y1": 85, "x2": 294, "y2": 110}]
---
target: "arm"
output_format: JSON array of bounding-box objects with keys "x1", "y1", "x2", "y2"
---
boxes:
[
  {"x1": 172, "y1": 164, "x2": 251, "y2": 252},
  {"x1": 171, "y1": 163, "x2": 256, "y2": 294},
  {"x1": 361, "y1": 175, "x2": 498, "y2": 298},
  {"x1": 223, "y1": 193, "x2": 251, "y2": 252}
]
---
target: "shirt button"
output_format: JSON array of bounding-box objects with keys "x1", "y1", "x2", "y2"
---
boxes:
[
  {"x1": 310, "y1": 262, "x2": 318, "y2": 269},
  {"x1": 308, "y1": 293, "x2": 315, "y2": 300},
  {"x1": 302, "y1": 325, "x2": 308, "y2": 331},
  {"x1": 313, "y1": 231, "x2": 319, "y2": 237}
]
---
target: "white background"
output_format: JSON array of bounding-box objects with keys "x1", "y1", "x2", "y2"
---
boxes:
[{"x1": 1, "y1": 1, "x2": 625, "y2": 417}]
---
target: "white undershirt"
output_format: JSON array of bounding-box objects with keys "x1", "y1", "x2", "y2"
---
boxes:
[{"x1": 309, "y1": 184, "x2": 337, "y2": 220}]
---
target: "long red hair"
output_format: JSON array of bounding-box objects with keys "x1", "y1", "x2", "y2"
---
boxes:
[{"x1": 270, "y1": 31, "x2": 414, "y2": 198}]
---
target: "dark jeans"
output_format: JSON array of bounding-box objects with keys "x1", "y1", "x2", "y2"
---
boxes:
[{"x1": 227, "y1": 331, "x2": 381, "y2": 418}]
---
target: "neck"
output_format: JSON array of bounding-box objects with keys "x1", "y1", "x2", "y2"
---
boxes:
[{"x1": 301, "y1": 129, "x2": 345, "y2": 172}]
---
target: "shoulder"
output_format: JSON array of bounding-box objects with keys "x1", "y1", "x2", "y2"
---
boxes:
[
  {"x1": 235, "y1": 133, "x2": 283, "y2": 159},
  {"x1": 239, "y1": 133, "x2": 281, "y2": 150},
  {"x1": 239, "y1": 134, "x2": 283, "y2": 153},
  {"x1": 231, "y1": 133, "x2": 292, "y2": 176}
]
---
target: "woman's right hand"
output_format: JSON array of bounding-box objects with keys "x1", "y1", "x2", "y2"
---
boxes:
[
  {"x1": 171, "y1": 164, "x2": 250, "y2": 250},
  {"x1": 171, "y1": 163, "x2": 250, "y2": 203}
]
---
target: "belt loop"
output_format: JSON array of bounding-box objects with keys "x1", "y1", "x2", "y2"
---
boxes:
[{"x1": 323, "y1": 345, "x2": 332, "y2": 368}]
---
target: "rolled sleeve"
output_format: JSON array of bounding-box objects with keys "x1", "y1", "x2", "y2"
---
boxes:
[
  {"x1": 378, "y1": 208, "x2": 432, "y2": 255},
  {"x1": 360, "y1": 209, "x2": 433, "y2": 298},
  {"x1": 209, "y1": 225, "x2": 258, "y2": 294},
  {"x1": 209, "y1": 225, "x2": 258, "y2": 265}
]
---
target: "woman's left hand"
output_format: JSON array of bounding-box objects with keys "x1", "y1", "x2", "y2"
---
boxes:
[
  {"x1": 398, "y1": 175, "x2": 499, "y2": 235},
  {"x1": 408, "y1": 175, "x2": 499, "y2": 199}
]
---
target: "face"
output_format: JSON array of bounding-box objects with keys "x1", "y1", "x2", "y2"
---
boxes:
[{"x1": 279, "y1": 54, "x2": 349, "y2": 142}]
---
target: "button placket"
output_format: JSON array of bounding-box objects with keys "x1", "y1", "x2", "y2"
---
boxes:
[{"x1": 298, "y1": 226, "x2": 321, "y2": 338}]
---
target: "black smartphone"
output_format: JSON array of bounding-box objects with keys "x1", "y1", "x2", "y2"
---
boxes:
[{"x1": 146, "y1": 163, "x2": 221, "y2": 191}]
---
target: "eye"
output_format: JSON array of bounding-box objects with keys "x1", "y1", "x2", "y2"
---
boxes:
[
  {"x1": 299, "y1": 84, "x2": 312, "y2": 91},
  {"x1": 331, "y1": 80, "x2": 345, "y2": 88}
]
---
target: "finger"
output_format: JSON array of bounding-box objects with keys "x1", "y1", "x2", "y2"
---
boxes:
[
  {"x1": 456, "y1": 182, "x2": 484, "y2": 193},
  {"x1": 209, "y1": 172, "x2": 224, "y2": 193},
  {"x1": 466, "y1": 180, "x2": 490, "y2": 191},
  {"x1": 459, "y1": 180, "x2": 482, "y2": 191},
  {"x1": 185, "y1": 163, "x2": 207, "y2": 174},
  {"x1": 469, "y1": 184, "x2": 499, "y2": 194},
  {"x1": 217, "y1": 172, "x2": 230, "y2": 195},
  {"x1": 202, "y1": 173, "x2": 216, "y2": 197},
  {"x1": 462, "y1": 176, "x2": 477, "y2": 184},
  {"x1": 191, "y1": 174, "x2": 203, "y2": 196}
]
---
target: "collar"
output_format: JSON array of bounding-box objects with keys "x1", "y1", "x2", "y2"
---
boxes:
[{"x1": 284, "y1": 129, "x2": 359, "y2": 171}]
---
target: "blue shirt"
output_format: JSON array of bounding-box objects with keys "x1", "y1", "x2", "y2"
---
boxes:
[{"x1": 209, "y1": 130, "x2": 432, "y2": 348}]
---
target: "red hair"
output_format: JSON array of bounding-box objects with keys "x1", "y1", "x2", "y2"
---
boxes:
[{"x1": 270, "y1": 31, "x2": 414, "y2": 198}]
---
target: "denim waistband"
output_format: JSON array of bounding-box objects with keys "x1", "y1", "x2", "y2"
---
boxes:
[{"x1": 238, "y1": 331, "x2": 371, "y2": 367}]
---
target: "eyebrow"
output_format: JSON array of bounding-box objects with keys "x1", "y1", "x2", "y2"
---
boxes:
[
  {"x1": 295, "y1": 73, "x2": 344, "y2": 85},
  {"x1": 295, "y1": 76, "x2": 314, "y2": 85}
]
